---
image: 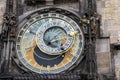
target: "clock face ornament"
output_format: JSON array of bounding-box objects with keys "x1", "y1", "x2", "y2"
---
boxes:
[{"x1": 16, "y1": 13, "x2": 84, "y2": 74}]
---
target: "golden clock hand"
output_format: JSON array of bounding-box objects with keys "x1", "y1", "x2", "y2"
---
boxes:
[
  {"x1": 25, "y1": 40, "x2": 36, "y2": 50},
  {"x1": 50, "y1": 36, "x2": 67, "y2": 43},
  {"x1": 48, "y1": 32, "x2": 63, "y2": 41},
  {"x1": 69, "y1": 31, "x2": 79, "y2": 37},
  {"x1": 25, "y1": 46, "x2": 36, "y2": 50}
]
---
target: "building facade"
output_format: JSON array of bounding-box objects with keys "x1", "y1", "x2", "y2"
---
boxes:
[{"x1": 0, "y1": 0, "x2": 120, "y2": 80}]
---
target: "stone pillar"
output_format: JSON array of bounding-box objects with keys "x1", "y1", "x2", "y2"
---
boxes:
[{"x1": 0, "y1": 0, "x2": 6, "y2": 33}]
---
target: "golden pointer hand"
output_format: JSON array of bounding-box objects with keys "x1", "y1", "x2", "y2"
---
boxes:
[{"x1": 50, "y1": 36, "x2": 67, "y2": 43}]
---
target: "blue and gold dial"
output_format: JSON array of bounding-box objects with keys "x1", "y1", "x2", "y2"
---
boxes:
[
  {"x1": 36, "y1": 19, "x2": 74, "y2": 55},
  {"x1": 43, "y1": 27, "x2": 67, "y2": 48},
  {"x1": 16, "y1": 13, "x2": 84, "y2": 74}
]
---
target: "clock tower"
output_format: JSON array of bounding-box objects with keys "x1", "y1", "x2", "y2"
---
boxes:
[{"x1": 0, "y1": 0, "x2": 100, "y2": 80}]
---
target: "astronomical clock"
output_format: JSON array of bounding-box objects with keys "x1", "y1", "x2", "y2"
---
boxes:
[
  {"x1": 0, "y1": 0, "x2": 101, "y2": 80},
  {"x1": 16, "y1": 8, "x2": 84, "y2": 74}
]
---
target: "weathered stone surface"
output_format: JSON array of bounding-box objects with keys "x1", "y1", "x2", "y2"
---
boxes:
[
  {"x1": 97, "y1": 52, "x2": 110, "y2": 66},
  {"x1": 96, "y1": 39, "x2": 110, "y2": 52},
  {"x1": 97, "y1": 0, "x2": 120, "y2": 79},
  {"x1": 114, "y1": 51, "x2": 120, "y2": 79},
  {"x1": 105, "y1": 1, "x2": 113, "y2": 8},
  {"x1": 0, "y1": 0, "x2": 6, "y2": 33},
  {"x1": 96, "y1": 39, "x2": 112, "y2": 74},
  {"x1": 110, "y1": 36, "x2": 118, "y2": 44},
  {"x1": 46, "y1": 0, "x2": 53, "y2": 5},
  {"x1": 97, "y1": 0, "x2": 120, "y2": 37},
  {"x1": 97, "y1": 52, "x2": 111, "y2": 73}
]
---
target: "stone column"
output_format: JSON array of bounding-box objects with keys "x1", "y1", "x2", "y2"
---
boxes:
[{"x1": 0, "y1": 0, "x2": 6, "y2": 33}]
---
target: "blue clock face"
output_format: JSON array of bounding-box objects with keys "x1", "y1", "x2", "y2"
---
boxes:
[
  {"x1": 36, "y1": 19, "x2": 74, "y2": 55},
  {"x1": 43, "y1": 27, "x2": 67, "y2": 48},
  {"x1": 16, "y1": 13, "x2": 84, "y2": 74}
]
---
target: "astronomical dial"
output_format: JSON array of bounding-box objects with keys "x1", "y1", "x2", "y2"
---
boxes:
[
  {"x1": 16, "y1": 13, "x2": 84, "y2": 74},
  {"x1": 36, "y1": 19, "x2": 75, "y2": 55},
  {"x1": 43, "y1": 27, "x2": 67, "y2": 48}
]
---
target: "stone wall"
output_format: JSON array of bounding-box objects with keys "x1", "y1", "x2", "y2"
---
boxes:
[
  {"x1": 97, "y1": 0, "x2": 120, "y2": 79},
  {"x1": 96, "y1": 39, "x2": 112, "y2": 74},
  {"x1": 97, "y1": 0, "x2": 120, "y2": 38}
]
